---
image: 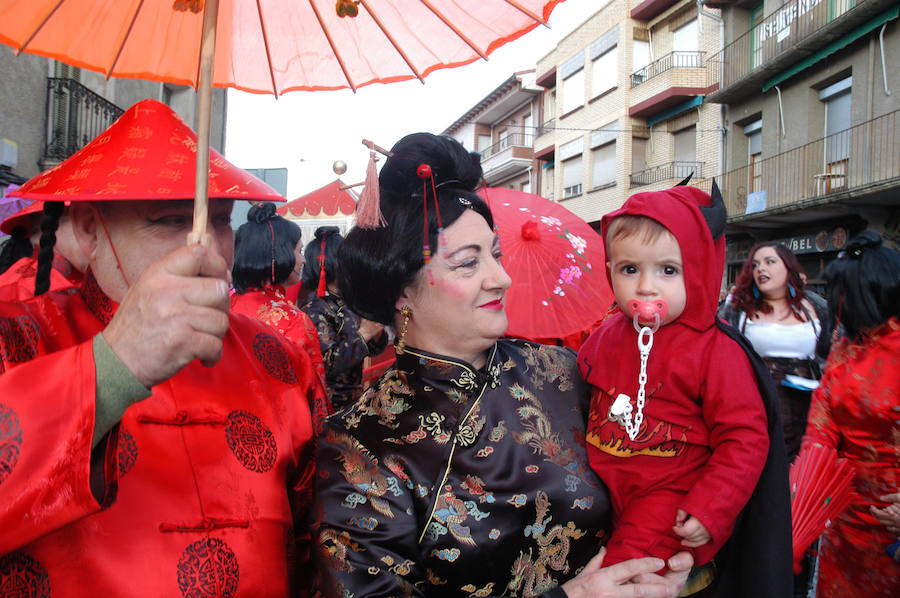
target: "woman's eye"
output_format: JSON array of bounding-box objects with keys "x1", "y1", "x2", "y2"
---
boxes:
[
  {"x1": 492, "y1": 251, "x2": 503, "y2": 262},
  {"x1": 456, "y1": 258, "x2": 478, "y2": 269}
]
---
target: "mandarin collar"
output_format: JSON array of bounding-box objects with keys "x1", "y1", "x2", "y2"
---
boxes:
[
  {"x1": 79, "y1": 271, "x2": 118, "y2": 325},
  {"x1": 396, "y1": 344, "x2": 502, "y2": 396}
]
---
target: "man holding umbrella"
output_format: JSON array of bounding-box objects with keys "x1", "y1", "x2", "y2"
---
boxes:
[{"x1": 0, "y1": 99, "x2": 327, "y2": 596}]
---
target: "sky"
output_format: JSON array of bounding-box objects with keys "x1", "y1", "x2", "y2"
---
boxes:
[{"x1": 224, "y1": 0, "x2": 601, "y2": 200}]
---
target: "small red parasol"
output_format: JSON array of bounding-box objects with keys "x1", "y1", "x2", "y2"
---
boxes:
[
  {"x1": 790, "y1": 443, "x2": 856, "y2": 574},
  {"x1": 477, "y1": 187, "x2": 613, "y2": 340}
]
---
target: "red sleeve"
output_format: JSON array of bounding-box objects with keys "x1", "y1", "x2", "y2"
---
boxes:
[
  {"x1": 0, "y1": 341, "x2": 119, "y2": 554},
  {"x1": 679, "y1": 334, "x2": 769, "y2": 550}
]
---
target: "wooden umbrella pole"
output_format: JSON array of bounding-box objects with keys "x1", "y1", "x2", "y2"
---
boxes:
[{"x1": 189, "y1": 0, "x2": 220, "y2": 245}]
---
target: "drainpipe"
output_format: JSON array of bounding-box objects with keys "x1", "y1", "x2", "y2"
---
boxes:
[
  {"x1": 697, "y1": 1, "x2": 725, "y2": 177},
  {"x1": 879, "y1": 23, "x2": 893, "y2": 96},
  {"x1": 774, "y1": 85, "x2": 786, "y2": 140}
]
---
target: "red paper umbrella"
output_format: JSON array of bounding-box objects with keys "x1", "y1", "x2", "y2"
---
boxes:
[
  {"x1": 477, "y1": 187, "x2": 613, "y2": 340},
  {"x1": 790, "y1": 444, "x2": 856, "y2": 574}
]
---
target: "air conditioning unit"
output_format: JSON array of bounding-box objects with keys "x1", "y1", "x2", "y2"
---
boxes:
[{"x1": 0, "y1": 138, "x2": 18, "y2": 169}]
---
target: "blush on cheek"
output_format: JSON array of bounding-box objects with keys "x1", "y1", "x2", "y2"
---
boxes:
[{"x1": 434, "y1": 278, "x2": 468, "y2": 299}]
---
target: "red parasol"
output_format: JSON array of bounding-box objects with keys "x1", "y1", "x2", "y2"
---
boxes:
[
  {"x1": 477, "y1": 187, "x2": 613, "y2": 340},
  {"x1": 790, "y1": 443, "x2": 856, "y2": 574},
  {"x1": 0, "y1": 0, "x2": 565, "y2": 240}
]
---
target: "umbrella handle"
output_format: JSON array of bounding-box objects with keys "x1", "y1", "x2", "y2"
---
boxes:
[{"x1": 189, "y1": 0, "x2": 220, "y2": 245}]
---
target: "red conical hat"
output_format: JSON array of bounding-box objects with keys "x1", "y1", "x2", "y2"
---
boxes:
[
  {"x1": 0, "y1": 200, "x2": 42, "y2": 236},
  {"x1": 14, "y1": 99, "x2": 283, "y2": 203}
]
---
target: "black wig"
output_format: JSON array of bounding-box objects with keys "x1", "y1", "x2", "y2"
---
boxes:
[
  {"x1": 0, "y1": 227, "x2": 34, "y2": 275},
  {"x1": 823, "y1": 229, "x2": 900, "y2": 342},
  {"x1": 337, "y1": 133, "x2": 494, "y2": 324},
  {"x1": 302, "y1": 226, "x2": 343, "y2": 292},
  {"x1": 232, "y1": 202, "x2": 302, "y2": 293}
]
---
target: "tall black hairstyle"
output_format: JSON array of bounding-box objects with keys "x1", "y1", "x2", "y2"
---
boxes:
[
  {"x1": 337, "y1": 133, "x2": 494, "y2": 325},
  {"x1": 0, "y1": 226, "x2": 34, "y2": 275},
  {"x1": 232, "y1": 202, "x2": 302, "y2": 293},
  {"x1": 302, "y1": 226, "x2": 343, "y2": 292},
  {"x1": 823, "y1": 229, "x2": 900, "y2": 342}
]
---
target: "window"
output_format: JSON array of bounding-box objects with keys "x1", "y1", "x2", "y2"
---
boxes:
[
  {"x1": 521, "y1": 180, "x2": 531, "y2": 194},
  {"x1": 560, "y1": 53, "x2": 585, "y2": 114},
  {"x1": 523, "y1": 114, "x2": 533, "y2": 142},
  {"x1": 562, "y1": 156, "x2": 583, "y2": 198},
  {"x1": 744, "y1": 119, "x2": 762, "y2": 193},
  {"x1": 673, "y1": 126, "x2": 697, "y2": 178},
  {"x1": 673, "y1": 19, "x2": 699, "y2": 67},
  {"x1": 590, "y1": 26, "x2": 619, "y2": 98},
  {"x1": 631, "y1": 138, "x2": 647, "y2": 174},
  {"x1": 592, "y1": 47, "x2": 618, "y2": 97},
  {"x1": 591, "y1": 144, "x2": 616, "y2": 188},
  {"x1": 478, "y1": 134, "x2": 492, "y2": 152},
  {"x1": 749, "y1": 3, "x2": 764, "y2": 70},
  {"x1": 562, "y1": 69, "x2": 584, "y2": 113},
  {"x1": 821, "y1": 76, "x2": 852, "y2": 191},
  {"x1": 633, "y1": 40, "x2": 651, "y2": 73}
]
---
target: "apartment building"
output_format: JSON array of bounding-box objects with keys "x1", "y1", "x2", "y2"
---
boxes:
[
  {"x1": 0, "y1": 46, "x2": 226, "y2": 190},
  {"x1": 443, "y1": 71, "x2": 542, "y2": 193},
  {"x1": 533, "y1": 0, "x2": 723, "y2": 225},
  {"x1": 704, "y1": 0, "x2": 899, "y2": 282}
]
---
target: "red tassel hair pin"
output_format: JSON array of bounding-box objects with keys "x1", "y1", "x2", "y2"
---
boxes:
[
  {"x1": 316, "y1": 235, "x2": 328, "y2": 297},
  {"x1": 354, "y1": 139, "x2": 392, "y2": 229},
  {"x1": 416, "y1": 162, "x2": 446, "y2": 285}
]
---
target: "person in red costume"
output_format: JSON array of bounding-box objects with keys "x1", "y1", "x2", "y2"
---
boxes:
[
  {"x1": 577, "y1": 182, "x2": 791, "y2": 597},
  {"x1": 0, "y1": 99, "x2": 327, "y2": 597},
  {"x1": 230, "y1": 202, "x2": 326, "y2": 389},
  {"x1": 0, "y1": 200, "x2": 88, "y2": 300}
]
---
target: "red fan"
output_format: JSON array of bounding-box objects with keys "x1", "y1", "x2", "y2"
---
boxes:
[{"x1": 790, "y1": 444, "x2": 856, "y2": 573}]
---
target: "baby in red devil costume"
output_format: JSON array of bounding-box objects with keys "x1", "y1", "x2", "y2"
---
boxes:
[{"x1": 577, "y1": 183, "x2": 769, "y2": 571}]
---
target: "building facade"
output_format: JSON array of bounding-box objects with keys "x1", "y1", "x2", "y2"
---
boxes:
[
  {"x1": 443, "y1": 71, "x2": 542, "y2": 193},
  {"x1": 1, "y1": 46, "x2": 226, "y2": 189},
  {"x1": 705, "y1": 0, "x2": 899, "y2": 283},
  {"x1": 533, "y1": 0, "x2": 723, "y2": 225}
]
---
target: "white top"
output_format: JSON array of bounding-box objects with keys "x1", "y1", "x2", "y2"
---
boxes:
[{"x1": 741, "y1": 314, "x2": 819, "y2": 359}]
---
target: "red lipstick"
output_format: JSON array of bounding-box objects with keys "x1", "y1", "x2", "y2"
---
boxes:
[{"x1": 479, "y1": 299, "x2": 504, "y2": 310}]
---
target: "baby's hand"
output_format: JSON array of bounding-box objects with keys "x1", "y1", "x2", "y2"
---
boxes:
[{"x1": 673, "y1": 509, "x2": 711, "y2": 548}]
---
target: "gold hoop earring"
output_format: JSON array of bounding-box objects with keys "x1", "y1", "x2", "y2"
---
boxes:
[{"x1": 396, "y1": 305, "x2": 412, "y2": 354}]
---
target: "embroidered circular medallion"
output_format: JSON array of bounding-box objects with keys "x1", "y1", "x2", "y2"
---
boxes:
[
  {"x1": 0, "y1": 552, "x2": 51, "y2": 597},
  {"x1": 117, "y1": 427, "x2": 138, "y2": 477},
  {"x1": 176, "y1": 537, "x2": 240, "y2": 598},
  {"x1": 251, "y1": 333, "x2": 297, "y2": 384},
  {"x1": 0, "y1": 404, "x2": 23, "y2": 485},
  {"x1": 0, "y1": 316, "x2": 39, "y2": 363},
  {"x1": 225, "y1": 410, "x2": 277, "y2": 473}
]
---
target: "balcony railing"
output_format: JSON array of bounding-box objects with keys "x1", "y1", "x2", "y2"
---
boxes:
[
  {"x1": 536, "y1": 118, "x2": 556, "y2": 137},
  {"x1": 630, "y1": 161, "x2": 704, "y2": 187},
  {"x1": 716, "y1": 109, "x2": 900, "y2": 218},
  {"x1": 707, "y1": 0, "x2": 871, "y2": 96},
  {"x1": 480, "y1": 133, "x2": 533, "y2": 160},
  {"x1": 631, "y1": 51, "x2": 705, "y2": 87},
  {"x1": 44, "y1": 78, "x2": 124, "y2": 162}
]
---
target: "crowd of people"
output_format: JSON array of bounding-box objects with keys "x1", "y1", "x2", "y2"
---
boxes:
[{"x1": 0, "y1": 99, "x2": 897, "y2": 597}]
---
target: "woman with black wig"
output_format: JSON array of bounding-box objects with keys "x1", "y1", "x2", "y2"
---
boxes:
[
  {"x1": 300, "y1": 226, "x2": 387, "y2": 411},
  {"x1": 800, "y1": 230, "x2": 900, "y2": 596},
  {"x1": 313, "y1": 133, "x2": 692, "y2": 597},
  {"x1": 231, "y1": 202, "x2": 325, "y2": 385}
]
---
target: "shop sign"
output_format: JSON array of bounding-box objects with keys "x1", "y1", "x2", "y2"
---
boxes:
[
  {"x1": 775, "y1": 227, "x2": 848, "y2": 255},
  {"x1": 758, "y1": 0, "x2": 823, "y2": 43}
]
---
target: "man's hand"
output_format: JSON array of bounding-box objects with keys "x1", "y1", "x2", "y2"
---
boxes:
[
  {"x1": 103, "y1": 243, "x2": 231, "y2": 388},
  {"x1": 673, "y1": 509, "x2": 711, "y2": 548}
]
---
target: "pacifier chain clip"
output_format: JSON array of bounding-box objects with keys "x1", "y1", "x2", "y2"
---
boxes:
[{"x1": 608, "y1": 300, "x2": 666, "y2": 441}]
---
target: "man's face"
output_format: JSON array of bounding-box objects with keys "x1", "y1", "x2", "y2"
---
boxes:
[{"x1": 74, "y1": 199, "x2": 234, "y2": 302}]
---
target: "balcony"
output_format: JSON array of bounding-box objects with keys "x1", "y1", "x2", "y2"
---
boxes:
[
  {"x1": 631, "y1": 0, "x2": 679, "y2": 21},
  {"x1": 706, "y1": 0, "x2": 897, "y2": 104},
  {"x1": 536, "y1": 118, "x2": 556, "y2": 138},
  {"x1": 716, "y1": 110, "x2": 900, "y2": 227},
  {"x1": 630, "y1": 161, "x2": 705, "y2": 187},
  {"x1": 628, "y1": 52, "x2": 712, "y2": 119},
  {"x1": 44, "y1": 78, "x2": 124, "y2": 164},
  {"x1": 632, "y1": 51, "x2": 705, "y2": 87},
  {"x1": 480, "y1": 133, "x2": 534, "y2": 185}
]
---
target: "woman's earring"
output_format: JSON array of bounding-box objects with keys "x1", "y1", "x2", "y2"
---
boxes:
[
  {"x1": 396, "y1": 305, "x2": 412, "y2": 354},
  {"x1": 752, "y1": 285, "x2": 761, "y2": 299},
  {"x1": 788, "y1": 283, "x2": 797, "y2": 298}
]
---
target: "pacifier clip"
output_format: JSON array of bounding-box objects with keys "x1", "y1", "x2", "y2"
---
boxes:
[{"x1": 608, "y1": 299, "x2": 668, "y2": 441}]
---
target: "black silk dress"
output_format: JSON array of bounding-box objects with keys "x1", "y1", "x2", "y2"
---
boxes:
[{"x1": 314, "y1": 339, "x2": 611, "y2": 597}]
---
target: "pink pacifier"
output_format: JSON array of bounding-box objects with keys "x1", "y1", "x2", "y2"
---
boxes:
[{"x1": 628, "y1": 299, "x2": 669, "y2": 332}]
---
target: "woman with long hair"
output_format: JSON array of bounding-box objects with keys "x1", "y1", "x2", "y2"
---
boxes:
[
  {"x1": 800, "y1": 230, "x2": 899, "y2": 596},
  {"x1": 231, "y1": 202, "x2": 325, "y2": 385},
  {"x1": 718, "y1": 242, "x2": 828, "y2": 461},
  {"x1": 299, "y1": 226, "x2": 387, "y2": 411}
]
